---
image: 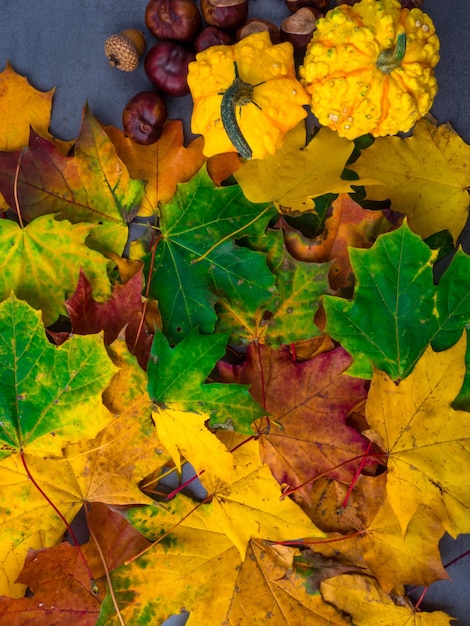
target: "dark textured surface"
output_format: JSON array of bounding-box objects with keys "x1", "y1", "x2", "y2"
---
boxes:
[{"x1": 1, "y1": 1, "x2": 470, "y2": 624}]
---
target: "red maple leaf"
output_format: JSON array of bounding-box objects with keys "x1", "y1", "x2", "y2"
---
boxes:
[
  {"x1": 218, "y1": 344, "x2": 372, "y2": 504},
  {"x1": 64, "y1": 267, "x2": 155, "y2": 369}
]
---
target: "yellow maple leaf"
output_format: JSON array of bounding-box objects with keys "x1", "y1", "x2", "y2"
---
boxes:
[
  {"x1": 0, "y1": 338, "x2": 166, "y2": 597},
  {"x1": 312, "y1": 492, "x2": 448, "y2": 592},
  {"x1": 366, "y1": 332, "x2": 470, "y2": 536},
  {"x1": 0, "y1": 400, "x2": 164, "y2": 597},
  {"x1": 56, "y1": 339, "x2": 170, "y2": 505},
  {"x1": 130, "y1": 434, "x2": 322, "y2": 559},
  {"x1": 307, "y1": 472, "x2": 448, "y2": 592},
  {"x1": 0, "y1": 216, "x2": 111, "y2": 326},
  {"x1": 361, "y1": 500, "x2": 448, "y2": 591},
  {"x1": 62, "y1": 409, "x2": 164, "y2": 506},
  {"x1": 232, "y1": 540, "x2": 349, "y2": 625},
  {"x1": 0, "y1": 64, "x2": 73, "y2": 211},
  {"x1": 321, "y1": 574, "x2": 454, "y2": 625},
  {"x1": 234, "y1": 123, "x2": 379, "y2": 212},
  {"x1": 350, "y1": 118, "x2": 470, "y2": 243},
  {"x1": 152, "y1": 406, "x2": 235, "y2": 481},
  {"x1": 0, "y1": 403, "x2": 168, "y2": 597},
  {"x1": 0, "y1": 453, "x2": 81, "y2": 597},
  {"x1": 101, "y1": 534, "x2": 346, "y2": 625},
  {"x1": 0, "y1": 62, "x2": 54, "y2": 151}
]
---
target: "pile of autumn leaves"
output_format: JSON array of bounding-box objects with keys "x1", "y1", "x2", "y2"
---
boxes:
[{"x1": 1, "y1": 63, "x2": 470, "y2": 625}]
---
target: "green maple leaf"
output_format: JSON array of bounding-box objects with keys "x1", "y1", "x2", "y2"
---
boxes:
[
  {"x1": 217, "y1": 228, "x2": 331, "y2": 345},
  {"x1": 432, "y1": 250, "x2": 470, "y2": 410},
  {"x1": 323, "y1": 221, "x2": 438, "y2": 380},
  {"x1": 433, "y1": 248, "x2": 470, "y2": 351},
  {"x1": 145, "y1": 165, "x2": 277, "y2": 344},
  {"x1": 0, "y1": 214, "x2": 111, "y2": 326},
  {"x1": 0, "y1": 294, "x2": 117, "y2": 459},
  {"x1": 149, "y1": 328, "x2": 264, "y2": 433}
]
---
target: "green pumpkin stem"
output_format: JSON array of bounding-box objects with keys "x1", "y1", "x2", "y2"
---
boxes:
[{"x1": 377, "y1": 32, "x2": 407, "y2": 74}]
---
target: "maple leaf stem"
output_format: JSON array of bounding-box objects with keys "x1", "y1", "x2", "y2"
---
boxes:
[
  {"x1": 13, "y1": 146, "x2": 26, "y2": 229},
  {"x1": 413, "y1": 586, "x2": 428, "y2": 611},
  {"x1": 256, "y1": 342, "x2": 268, "y2": 412},
  {"x1": 145, "y1": 231, "x2": 163, "y2": 300},
  {"x1": 132, "y1": 231, "x2": 163, "y2": 354},
  {"x1": 85, "y1": 504, "x2": 126, "y2": 626},
  {"x1": 230, "y1": 435, "x2": 256, "y2": 452},
  {"x1": 273, "y1": 529, "x2": 366, "y2": 547},
  {"x1": 407, "y1": 547, "x2": 470, "y2": 605},
  {"x1": 140, "y1": 464, "x2": 181, "y2": 491},
  {"x1": 165, "y1": 435, "x2": 257, "y2": 500},
  {"x1": 132, "y1": 301, "x2": 148, "y2": 355},
  {"x1": 281, "y1": 451, "x2": 387, "y2": 498},
  {"x1": 341, "y1": 440, "x2": 373, "y2": 509},
  {"x1": 19, "y1": 451, "x2": 96, "y2": 592},
  {"x1": 190, "y1": 204, "x2": 275, "y2": 265},
  {"x1": 443, "y1": 547, "x2": 470, "y2": 570},
  {"x1": 166, "y1": 471, "x2": 203, "y2": 500}
]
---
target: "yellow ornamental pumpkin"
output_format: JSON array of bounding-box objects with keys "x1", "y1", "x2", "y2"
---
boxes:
[
  {"x1": 187, "y1": 31, "x2": 310, "y2": 160},
  {"x1": 299, "y1": 0, "x2": 440, "y2": 140}
]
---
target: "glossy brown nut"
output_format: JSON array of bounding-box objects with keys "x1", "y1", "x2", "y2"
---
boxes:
[
  {"x1": 145, "y1": 0, "x2": 202, "y2": 42},
  {"x1": 400, "y1": 0, "x2": 424, "y2": 7},
  {"x1": 144, "y1": 40, "x2": 196, "y2": 97},
  {"x1": 285, "y1": 0, "x2": 328, "y2": 11},
  {"x1": 237, "y1": 19, "x2": 281, "y2": 44},
  {"x1": 122, "y1": 91, "x2": 168, "y2": 145},
  {"x1": 281, "y1": 7, "x2": 319, "y2": 49},
  {"x1": 195, "y1": 26, "x2": 233, "y2": 52},
  {"x1": 200, "y1": 0, "x2": 248, "y2": 30}
]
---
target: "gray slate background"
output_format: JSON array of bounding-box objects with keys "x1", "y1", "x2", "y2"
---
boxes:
[{"x1": 1, "y1": 1, "x2": 470, "y2": 624}]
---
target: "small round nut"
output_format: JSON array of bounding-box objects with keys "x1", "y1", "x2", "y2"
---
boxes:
[{"x1": 104, "y1": 29, "x2": 146, "y2": 71}]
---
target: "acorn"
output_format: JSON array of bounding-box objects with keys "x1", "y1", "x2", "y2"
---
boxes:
[{"x1": 104, "y1": 29, "x2": 146, "y2": 71}]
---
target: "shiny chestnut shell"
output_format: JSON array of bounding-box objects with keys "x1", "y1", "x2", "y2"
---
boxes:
[
  {"x1": 122, "y1": 91, "x2": 168, "y2": 145},
  {"x1": 195, "y1": 26, "x2": 233, "y2": 52},
  {"x1": 145, "y1": 0, "x2": 202, "y2": 42},
  {"x1": 200, "y1": 0, "x2": 248, "y2": 30},
  {"x1": 144, "y1": 40, "x2": 195, "y2": 97}
]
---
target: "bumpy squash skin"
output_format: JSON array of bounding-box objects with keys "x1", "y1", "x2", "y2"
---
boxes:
[
  {"x1": 188, "y1": 32, "x2": 310, "y2": 160},
  {"x1": 299, "y1": 0, "x2": 440, "y2": 140}
]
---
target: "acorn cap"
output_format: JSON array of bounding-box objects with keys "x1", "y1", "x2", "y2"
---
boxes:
[{"x1": 104, "y1": 30, "x2": 146, "y2": 71}]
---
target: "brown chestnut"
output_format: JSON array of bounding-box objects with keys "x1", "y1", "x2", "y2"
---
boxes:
[
  {"x1": 237, "y1": 19, "x2": 281, "y2": 44},
  {"x1": 145, "y1": 0, "x2": 202, "y2": 42},
  {"x1": 195, "y1": 26, "x2": 233, "y2": 52},
  {"x1": 144, "y1": 40, "x2": 195, "y2": 97},
  {"x1": 281, "y1": 8, "x2": 319, "y2": 49},
  {"x1": 200, "y1": 0, "x2": 248, "y2": 30},
  {"x1": 122, "y1": 91, "x2": 168, "y2": 145},
  {"x1": 400, "y1": 0, "x2": 424, "y2": 7},
  {"x1": 285, "y1": 0, "x2": 328, "y2": 10}
]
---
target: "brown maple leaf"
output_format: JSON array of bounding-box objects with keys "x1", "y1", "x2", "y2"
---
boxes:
[
  {"x1": 0, "y1": 543, "x2": 102, "y2": 625},
  {"x1": 0, "y1": 504, "x2": 152, "y2": 626},
  {"x1": 280, "y1": 193, "x2": 396, "y2": 292},
  {"x1": 307, "y1": 474, "x2": 448, "y2": 592},
  {"x1": 81, "y1": 503, "x2": 153, "y2": 577}
]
